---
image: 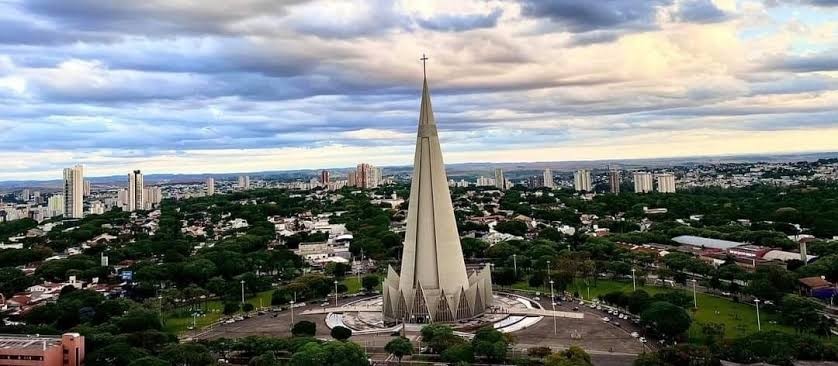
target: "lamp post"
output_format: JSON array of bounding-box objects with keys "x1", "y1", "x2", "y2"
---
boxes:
[
  {"x1": 631, "y1": 268, "x2": 637, "y2": 291},
  {"x1": 550, "y1": 280, "x2": 557, "y2": 335},
  {"x1": 691, "y1": 279, "x2": 698, "y2": 309},
  {"x1": 240, "y1": 280, "x2": 246, "y2": 307},
  {"x1": 754, "y1": 298, "x2": 762, "y2": 331},
  {"x1": 334, "y1": 280, "x2": 339, "y2": 306},
  {"x1": 513, "y1": 254, "x2": 518, "y2": 278},
  {"x1": 290, "y1": 299, "x2": 295, "y2": 326}
]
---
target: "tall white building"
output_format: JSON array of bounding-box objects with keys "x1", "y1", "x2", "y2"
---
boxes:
[
  {"x1": 476, "y1": 176, "x2": 495, "y2": 187},
  {"x1": 83, "y1": 180, "x2": 91, "y2": 197},
  {"x1": 543, "y1": 168, "x2": 555, "y2": 188},
  {"x1": 238, "y1": 175, "x2": 250, "y2": 190},
  {"x1": 144, "y1": 186, "x2": 163, "y2": 209},
  {"x1": 633, "y1": 172, "x2": 654, "y2": 193},
  {"x1": 573, "y1": 169, "x2": 592, "y2": 192},
  {"x1": 656, "y1": 173, "x2": 676, "y2": 193},
  {"x1": 48, "y1": 194, "x2": 64, "y2": 217},
  {"x1": 494, "y1": 168, "x2": 506, "y2": 190},
  {"x1": 89, "y1": 201, "x2": 105, "y2": 215},
  {"x1": 206, "y1": 177, "x2": 215, "y2": 196},
  {"x1": 63, "y1": 165, "x2": 84, "y2": 218},
  {"x1": 127, "y1": 170, "x2": 144, "y2": 212}
]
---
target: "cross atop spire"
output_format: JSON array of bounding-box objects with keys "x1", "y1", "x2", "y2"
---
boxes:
[{"x1": 420, "y1": 53, "x2": 428, "y2": 79}]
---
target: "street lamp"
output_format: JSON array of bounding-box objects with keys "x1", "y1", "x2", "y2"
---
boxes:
[
  {"x1": 546, "y1": 260, "x2": 551, "y2": 277},
  {"x1": 513, "y1": 254, "x2": 518, "y2": 278},
  {"x1": 631, "y1": 268, "x2": 637, "y2": 291},
  {"x1": 550, "y1": 280, "x2": 556, "y2": 335},
  {"x1": 334, "y1": 280, "x2": 339, "y2": 306},
  {"x1": 240, "y1": 280, "x2": 246, "y2": 306},
  {"x1": 691, "y1": 279, "x2": 698, "y2": 309},
  {"x1": 289, "y1": 299, "x2": 295, "y2": 326},
  {"x1": 754, "y1": 298, "x2": 762, "y2": 331}
]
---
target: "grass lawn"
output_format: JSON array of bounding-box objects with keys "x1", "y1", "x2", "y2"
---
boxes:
[
  {"x1": 341, "y1": 274, "x2": 381, "y2": 294},
  {"x1": 163, "y1": 289, "x2": 274, "y2": 334},
  {"x1": 508, "y1": 278, "x2": 791, "y2": 342}
]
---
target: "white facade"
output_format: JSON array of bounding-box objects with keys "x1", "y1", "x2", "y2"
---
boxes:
[
  {"x1": 633, "y1": 172, "x2": 654, "y2": 193},
  {"x1": 494, "y1": 168, "x2": 505, "y2": 190},
  {"x1": 127, "y1": 170, "x2": 144, "y2": 212},
  {"x1": 383, "y1": 74, "x2": 492, "y2": 323},
  {"x1": 543, "y1": 168, "x2": 554, "y2": 188},
  {"x1": 63, "y1": 165, "x2": 84, "y2": 218},
  {"x1": 206, "y1": 177, "x2": 215, "y2": 196},
  {"x1": 47, "y1": 195, "x2": 64, "y2": 217},
  {"x1": 608, "y1": 170, "x2": 621, "y2": 194},
  {"x1": 656, "y1": 173, "x2": 676, "y2": 193},
  {"x1": 238, "y1": 175, "x2": 250, "y2": 190},
  {"x1": 574, "y1": 169, "x2": 592, "y2": 192},
  {"x1": 144, "y1": 186, "x2": 163, "y2": 209}
]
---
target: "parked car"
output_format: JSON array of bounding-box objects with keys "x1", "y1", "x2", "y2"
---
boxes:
[
  {"x1": 640, "y1": 337, "x2": 647, "y2": 343},
  {"x1": 631, "y1": 332, "x2": 639, "y2": 338}
]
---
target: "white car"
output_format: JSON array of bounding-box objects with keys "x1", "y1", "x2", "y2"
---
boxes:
[
  {"x1": 640, "y1": 337, "x2": 647, "y2": 343},
  {"x1": 595, "y1": 306, "x2": 602, "y2": 310},
  {"x1": 533, "y1": 297, "x2": 541, "y2": 301},
  {"x1": 631, "y1": 332, "x2": 639, "y2": 338},
  {"x1": 602, "y1": 317, "x2": 610, "y2": 322}
]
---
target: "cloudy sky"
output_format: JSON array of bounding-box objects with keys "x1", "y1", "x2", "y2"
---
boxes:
[{"x1": 0, "y1": 0, "x2": 836, "y2": 180}]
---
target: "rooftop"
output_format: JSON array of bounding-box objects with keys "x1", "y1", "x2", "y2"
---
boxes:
[
  {"x1": 0, "y1": 334, "x2": 61, "y2": 350},
  {"x1": 672, "y1": 235, "x2": 745, "y2": 250}
]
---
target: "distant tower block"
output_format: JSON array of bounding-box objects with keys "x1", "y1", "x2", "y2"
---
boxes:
[{"x1": 382, "y1": 56, "x2": 492, "y2": 323}]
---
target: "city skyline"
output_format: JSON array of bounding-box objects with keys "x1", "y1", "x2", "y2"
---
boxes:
[{"x1": 1, "y1": 1, "x2": 837, "y2": 181}]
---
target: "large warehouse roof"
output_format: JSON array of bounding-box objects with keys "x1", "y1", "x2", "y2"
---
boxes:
[{"x1": 672, "y1": 235, "x2": 745, "y2": 249}]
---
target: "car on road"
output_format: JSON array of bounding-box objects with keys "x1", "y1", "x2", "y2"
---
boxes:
[
  {"x1": 320, "y1": 302, "x2": 329, "y2": 307},
  {"x1": 631, "y1": 332, "x2": 639, "y2": 338},
  {"x1": 640, "y1": 337, "x2": 647, "y2": 343},
  {"x1": 602, "y1": 317, "x2": 610, "y2": 322}
]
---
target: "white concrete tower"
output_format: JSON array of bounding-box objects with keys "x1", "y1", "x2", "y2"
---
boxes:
[
  {"x1": 383, "y1": 56, "x2": 492, "y2": 323},
  {"x1": 63, "y1": 165, "x2": 84, "y2": 218}
]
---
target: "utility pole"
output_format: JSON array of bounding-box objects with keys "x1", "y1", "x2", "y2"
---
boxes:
[
  {"x1": 692, "y1": 279, "x2": 698, "y2": 308},
  {"x1": 550, "y1": 280, "x2": 556, "y2": 335},
  {"x1": 240, "y1": 280, "x2": 246, "y2": 307},
  {"x1": 513, "y1": 254, "x2": 518, "y2": 278},
  {"x1": 631, "y1": 268, "x2": 637, "y2": 291},
  {"x1": 754, "y1": 298, "x2": 762, "y2": 331}
]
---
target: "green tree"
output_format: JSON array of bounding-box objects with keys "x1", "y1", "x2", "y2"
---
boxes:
[
  {"x1": 441, "y1": 343, "x2": 474, "y2": 364},
  {"x1": 128, "y1": 356, "x2": 170, "y2": 366},
  {"x1": 640, "y1": 301, "x2": 692, "y2": 339},
  {"x1": 779, "y1": 294, "x2": 825, "y2": 333},
  {"x1": 472, "y1": 327, "x2": 511, "y2": 363},
  {"x1": 544, "y1": 346, "x2": 593, "y2": 366},
  {"x1": 361, "y1": 275, "x2": 379, "y2": 292},
  {"x1": 160, "y1": 343, "x2": 215, "y2": 366},
  {"x1": 384, "y1": 337, "x2": 414, "y2": 364},
  {"x1": 330, "y1": 326, "x2": 352, "y2": 341},
  {"x1": 292, "y1": 320, "x2": 317, "y2": 337}
]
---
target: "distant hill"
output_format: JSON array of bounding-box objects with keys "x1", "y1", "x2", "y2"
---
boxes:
[{"x1": 1, "y1": 151, "x2": 836, "y2": 190}]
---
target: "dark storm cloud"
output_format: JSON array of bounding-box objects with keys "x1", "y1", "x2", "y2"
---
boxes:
[
  {"x1": 675, "y1": 0, "x2": 731, "y2": 23},
  {"x1": 416, "y1": 8, "x2": 503, "y2": 32},
  {"x1": 518, "y1": 0, "x2": 671, "y2": 32},
  {"x1": 762, "y1": 53, "x2": 838, "y2": 72},
  {"x1": 22, "y1": 0, "x2": 309, "y2": 36}
]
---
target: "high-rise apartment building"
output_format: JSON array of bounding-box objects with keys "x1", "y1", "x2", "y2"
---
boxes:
[
  {"x1": 127, "y1": 170, "x2": 144, "y2": 212},
  {"x1": 83, "y1": 180, "x2": 91, "y2": 197},
  {"x1": 206, "y1": 177, "x2": 215, "y2": 196},
  {"x1": 320, "y1": 170, "x2": 330, "y2": 186},
  {"x1": 573, "y1": 169, "x2": 592, "y2": 192},
  {"x1": 494, "y1": 168, "x2": 506, "y2": 190},
  {"x1": 47, "y1": 194, "x2": 64, "y2": 217},
  {"x1": 633, "y1": 172, "x2": 654, "y2": 193},
  {"x1": 238, "y1": 175, "x2": 250, "y2": 190},
  {"x1": 63, "y1": 165, "x2": 84, "y2": 218},
  {"x1": 608, "y1": 169, "x2": 621, "y2": 194},
  {"x1": 656, "y1": 173, "x2": 676, "y2": 193},
  {"x1": 543, "y1": 168, "x2": 554, "y2": 188},
  {"x1": 144, "y1": 186, "x2": 163, "y2": 209},
  {"x1": 354, "y1": 163, "x2": 379, "y2": 189},
  {"x1": 476, "y1": 176, "x2": 495, "y2": 187}
]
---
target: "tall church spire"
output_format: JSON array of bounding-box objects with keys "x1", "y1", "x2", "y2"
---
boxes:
[{"x1": 382, "y1": 54, "x2": 493, "y2": 323}]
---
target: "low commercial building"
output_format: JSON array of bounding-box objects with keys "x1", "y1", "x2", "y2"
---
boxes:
[{"x1": 0, "y1": 333, "x2": 84, "y2": 366}]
